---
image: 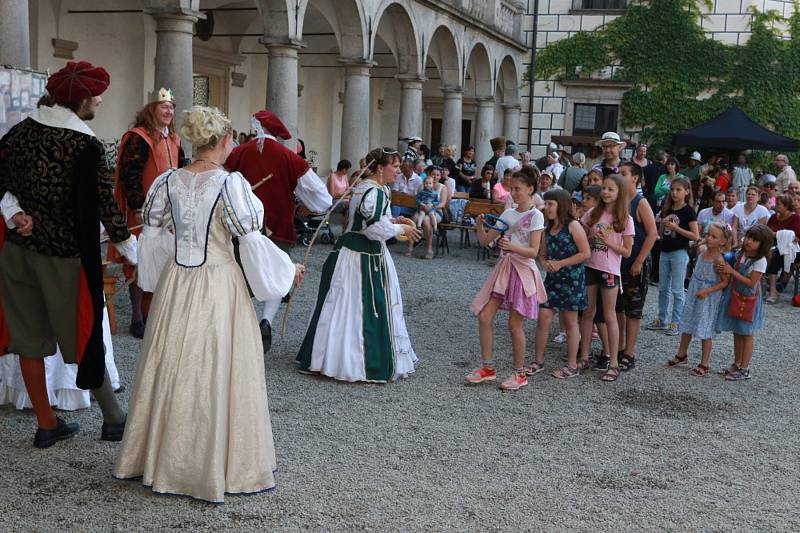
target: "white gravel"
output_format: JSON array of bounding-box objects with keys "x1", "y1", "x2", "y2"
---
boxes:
[{"x1": 1, "y1": 240, "x2": 798, "y2": 532}]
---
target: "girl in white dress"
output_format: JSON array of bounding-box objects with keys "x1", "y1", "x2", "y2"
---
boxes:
[{"x1": 113, "y1": 107, "x2": 301, "y2": 503}]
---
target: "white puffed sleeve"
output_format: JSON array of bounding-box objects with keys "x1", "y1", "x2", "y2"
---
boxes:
[
  {"x1": 222, "y1": 172, "x2": 295, "y2": 300},
  {"x1": 360, "y1": 187, "x2": 405, "y2": 242},
  {"x1": 137, "y1": 172, "x2": 174, "y2": 291},
  {"x1": 294, "y1": 168, "x2": 333, "y2": 213}
]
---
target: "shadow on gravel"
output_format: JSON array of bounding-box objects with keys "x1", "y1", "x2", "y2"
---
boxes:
[{"x1": 615, "y1": 387, "x2": 735, "y2": 420}]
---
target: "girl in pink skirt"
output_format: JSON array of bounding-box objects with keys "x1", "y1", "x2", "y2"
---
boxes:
[{"x1": 466, "y1": 167, "x2": 547, "y2": 391}]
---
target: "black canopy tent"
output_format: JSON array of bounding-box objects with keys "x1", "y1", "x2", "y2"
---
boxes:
[{"x1": 672, "y1": 106, "x2": 799, "y2": 152}]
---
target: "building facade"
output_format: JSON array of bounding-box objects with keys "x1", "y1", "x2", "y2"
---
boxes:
[
  {"x1": 521, "y1": 0, "x2": 797, "y2": 156},
  {"x1": 0, "y1": 0, "x2": 530, "y2": 174}
]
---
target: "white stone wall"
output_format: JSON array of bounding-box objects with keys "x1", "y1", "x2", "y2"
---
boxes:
[{"x1": 522, "y1": 0, "x2": 796, "y2": 157}]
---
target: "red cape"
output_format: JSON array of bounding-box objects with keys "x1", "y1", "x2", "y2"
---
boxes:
[{"x1": 225, "y1": 138, "x2": 309, "y2": 244}]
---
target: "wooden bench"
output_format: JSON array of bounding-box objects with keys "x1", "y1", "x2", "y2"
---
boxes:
[{"x1": 438, "y1": 198, "x2": 505, "y2": 258}]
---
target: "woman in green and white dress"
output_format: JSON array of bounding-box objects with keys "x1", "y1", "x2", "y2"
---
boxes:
[{"x1": 297, "y1": 148, "x2": 421, "y2": 382}]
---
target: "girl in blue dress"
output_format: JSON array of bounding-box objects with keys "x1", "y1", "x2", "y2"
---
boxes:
[
  {"x1": 528, "y1": 189, "x2": 591, "y2": 379},
  {"x1": 714, "y1": 224, "x2": 775, "y2": 381},
  {"x1": 665, "y1": 222, "x2": 731, "y2": 376}
]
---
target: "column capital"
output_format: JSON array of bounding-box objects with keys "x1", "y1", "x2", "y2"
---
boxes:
[
  {"x1": 441, "y1": 86, "x2": 464, "y2": 97},
  {"x1": 502, "y1": 102, "x2": 522, "y2": 111},
  {"x1": 476, "y1": 96, "x2": 496, "y2": 106},
  {"x1": 338, "y1": 58, "x2": 376, "y2": 76},
  {"x1": 259, "y1": 38, "x2": 305, "y2": 51},
  {"x1": 144, "y1": 7, "x2": 202, "y2": 30},
  {"x1": 396, "y1": 74, "x2": 427, "y2": 84}
]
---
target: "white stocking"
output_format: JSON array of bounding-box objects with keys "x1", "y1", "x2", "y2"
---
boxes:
[{"x1": 261, "y1": 298, "x2": 282, "y2": 325}]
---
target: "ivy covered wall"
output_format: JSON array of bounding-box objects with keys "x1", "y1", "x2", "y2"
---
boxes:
[{"x1": 535, "y1": 0, "x2": 800, "y2": 151}]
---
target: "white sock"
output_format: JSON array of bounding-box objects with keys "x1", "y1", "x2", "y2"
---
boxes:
[{"x1": 261, "y1": 299, "x2": 281, "y2": 325}]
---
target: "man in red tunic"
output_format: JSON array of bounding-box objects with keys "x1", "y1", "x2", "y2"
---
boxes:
[
  {"x1": 108, "y1": 88, "x2": 184, "y2": 338},
  {"x1": 226, "y1": 110, "x2": 331, "y2": 352}
]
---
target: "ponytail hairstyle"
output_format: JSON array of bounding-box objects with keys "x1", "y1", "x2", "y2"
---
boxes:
[
  {"x1": 660, "y1": 176, "x2": 693, "y2": 218},
  {"x1": 587, "y1": 173, "x2": 630, "y2": 233}
]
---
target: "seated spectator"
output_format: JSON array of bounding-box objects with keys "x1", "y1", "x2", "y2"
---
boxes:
[
  {"x1": 440, "y1": 165, "x2": 456, "y2": 196},
  {"x1": 456, "y1": 145, "x2": 477, "y2": 192},
  {"x1": 539, "y1": 170, "x2": 561, "y2": 195},
  {"x1": 493, "y1": 168, "x2": 513, "y2": 204},
  {"x1": 469, "y1": 165, "x2": 495, "y2": 199},
  {"x1": 410, "y1": 175, "x2": 441, "y2": 259},
  {"x1": 391, "y1": 159, "x2": 422, "y2": 217}
]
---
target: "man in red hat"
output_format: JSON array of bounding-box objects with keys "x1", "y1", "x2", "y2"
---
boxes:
[
  {"x1": 226, "y1": 109, "x2": 331, "y2": 352},
  {"x1": 107, "y1": 88, "x2": 184, "y2": 339},
  {"x1": 0, "y1": 61, "x2": 135, "y2": 447}
]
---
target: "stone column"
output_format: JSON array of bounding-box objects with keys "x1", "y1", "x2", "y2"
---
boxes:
[
  {"x1": 503, "y1": 103, "x2": 522, "y2": 144},
  {"x1": 146, "y1": 7, "x2": 200, "y2": 152},
  {"x1": 397, "y1": 75, "x2": 425, "y2": 152},
  {"x1": 475, "y1": 97, "x2": 496, "y2": 168},
  {"x1": 0, "y1": 0, "x2": 30, "y2": 68},
  {"x1": 262, "y1": 41, "x2": 302, "y2": 148},
  {"x1": 441, "y1": 87, "x2": 464, "y2": 154},
  {"x1": 340, "y1": 61, "x2": 372, "y2": 168}
]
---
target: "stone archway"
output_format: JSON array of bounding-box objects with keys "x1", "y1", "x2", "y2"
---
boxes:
[
  {"x1": 497, "y1": 54, "x2": 521, "y2": 144},
  {"x1": 466, "y1": 41, "x2": 495, "y2": 163},
  {"x1": 374, "y1": 2, "x2": 422, "y2": 150},
  {"x1": 425, "y1": 25, "x2": 463, "y2": 151}
]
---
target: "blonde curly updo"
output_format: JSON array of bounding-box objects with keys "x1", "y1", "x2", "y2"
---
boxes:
[{"x1": 180, "y1": 106, "x2": 232, "y2": 151}]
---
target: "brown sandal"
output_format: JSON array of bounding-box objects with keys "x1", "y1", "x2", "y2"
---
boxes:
[
  {"x1": 690, "y1": 364, "x2": 709, "y2": 377},
  {"x1": 666, "y1": 354, "x2": 688, "y2": 367},
  {"x1": 601, "y1": 366, "x2": 620, "y2": 382}
]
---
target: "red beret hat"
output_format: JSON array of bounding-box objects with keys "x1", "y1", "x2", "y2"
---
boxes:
[
  {"x1": 46, "y1": 61, "x2": 110, "y2": 106},
  {"x1": 254, "y1": 109, "x2": 292, "y2": 140}
]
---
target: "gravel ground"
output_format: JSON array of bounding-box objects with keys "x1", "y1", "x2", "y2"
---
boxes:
[{"x1": 1, "y1": 240, "x2": 798, "y2": 532}]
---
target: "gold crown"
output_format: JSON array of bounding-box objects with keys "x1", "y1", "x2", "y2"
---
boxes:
[{"x1": 155, "y1": 87, "x2": 175, "y2": 103}]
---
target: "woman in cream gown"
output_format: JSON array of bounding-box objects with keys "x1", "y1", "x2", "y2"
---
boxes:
[{"x1": 113, "y1": 107, "x2": 299, "y2": 503}]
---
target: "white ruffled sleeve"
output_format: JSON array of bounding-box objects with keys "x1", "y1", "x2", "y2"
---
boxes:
[
  {"x1": 222, "y1": 172, "x2": 295, "y2": 300},
  {"x1": 294, "y1": 168, "x2": 333, "y2": 213},
  {"x1": 137, "y1": 172, "x2": 174, "y2": 291},
  {"x1": 361, "y1": 187, "x2": 405, "y2": 241}
]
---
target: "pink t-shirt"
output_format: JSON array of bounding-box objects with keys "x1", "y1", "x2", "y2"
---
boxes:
[{"x1": 581, "y1": 208, "x2": 635, "y2": 277}]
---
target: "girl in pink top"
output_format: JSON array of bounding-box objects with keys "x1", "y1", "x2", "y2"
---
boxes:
[
  {"x1": 579, "y1": 174, "x2": 634, "y2": 382},
  {"x1": 327, "y1": 159, "x2": 352, "y2": 231}
]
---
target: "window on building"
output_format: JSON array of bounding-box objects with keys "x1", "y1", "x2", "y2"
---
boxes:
[
  {"x1": 573, "y1": 103, "x2": 619, "y2": 136},
  {"x1": 574, "y1": 0, "x2": 627, "y2": 10}
]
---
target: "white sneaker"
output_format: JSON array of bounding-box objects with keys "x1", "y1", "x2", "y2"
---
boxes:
[{"x1": 553, "y1": 332, "x2": 567, "y2": 344}]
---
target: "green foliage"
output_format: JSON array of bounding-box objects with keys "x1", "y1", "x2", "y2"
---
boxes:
[{"x1": 535, "y1": 0, "x2": 800, "y2": 152}]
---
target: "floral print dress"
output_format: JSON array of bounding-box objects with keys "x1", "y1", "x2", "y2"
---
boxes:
[{"x1": 541, "y1": 224, "x2": 587, "y2": 311}]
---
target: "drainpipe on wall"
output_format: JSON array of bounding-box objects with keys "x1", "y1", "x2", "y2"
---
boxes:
[{"x1": 526, "y1": 0, "x2": 539, "y2": 152}]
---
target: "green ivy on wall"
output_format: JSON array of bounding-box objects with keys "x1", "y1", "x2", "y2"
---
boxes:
[{"x1": 535, "y1": 0, "x2": 800, "y2": 152}]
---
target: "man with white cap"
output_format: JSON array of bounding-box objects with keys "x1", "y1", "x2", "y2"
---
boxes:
[
  {"x1": 773, "y1": 153, "x2": 797, "y2": 194},
  {"x1": 226, "y1": 109, "x2": 332, "y2": 353},
  {"x1": 402, "y1": 136, "x2": 423, "y2": 162},
  {"x1": 592, "y1": 131, "x2": 626, "y2": 176},
  {"x1": 545, "y1": 151, "x2": 564, "y2": 182}
]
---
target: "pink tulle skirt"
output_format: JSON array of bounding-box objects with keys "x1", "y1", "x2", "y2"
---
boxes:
[{"x1": 490, "y1": 268, "x2": 539, "y2": 319}]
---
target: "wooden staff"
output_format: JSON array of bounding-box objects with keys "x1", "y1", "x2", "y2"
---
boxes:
[{"x1": 279, "y1": 161, "x2": 377, "y2": 336}]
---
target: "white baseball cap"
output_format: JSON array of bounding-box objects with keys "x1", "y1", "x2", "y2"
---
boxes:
[{"x1": 689, "y1": 151, "x2": 702, "y2": 162}]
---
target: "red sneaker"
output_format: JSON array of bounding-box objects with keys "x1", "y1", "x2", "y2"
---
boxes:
[{"x1": 465, "y1": 366, "x2": 497, "y2": 384}]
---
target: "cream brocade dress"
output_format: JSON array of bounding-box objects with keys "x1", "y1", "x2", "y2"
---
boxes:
[{"x1": 113, "y1": 168, "x2": 295, "y2": 503}]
